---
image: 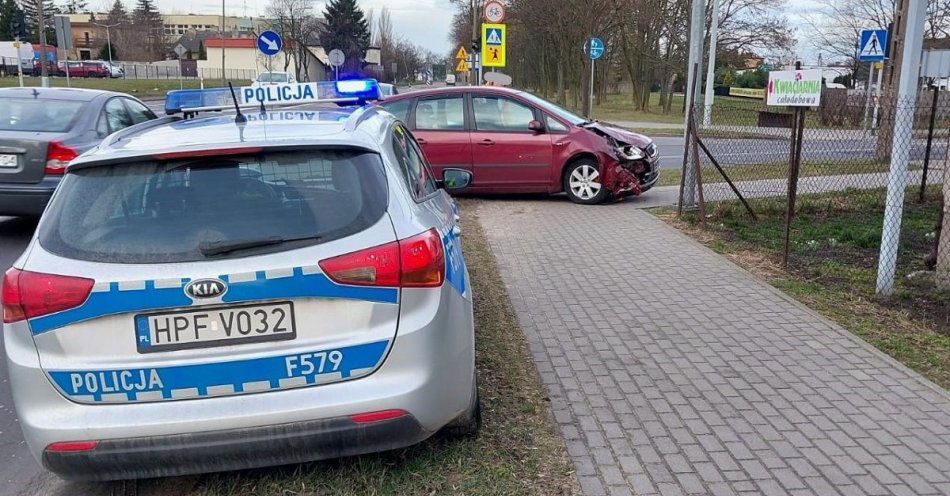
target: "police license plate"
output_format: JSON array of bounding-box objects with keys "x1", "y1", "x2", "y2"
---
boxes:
[
  {"x1": 0, "y1": 154, "x2": 16, "y2": 168},
  {"x1": 135, "y1": 301, "x2": 296, "y2": 353}
]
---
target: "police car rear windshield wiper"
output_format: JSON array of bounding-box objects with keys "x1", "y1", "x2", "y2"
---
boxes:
[{"x1": 198, "y1": 235, "x2": 322, "y2": 257}]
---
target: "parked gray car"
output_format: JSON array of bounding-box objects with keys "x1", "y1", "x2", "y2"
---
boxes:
[{"x1": 0, "y1": 87, "x2": 156, "y2": 216}]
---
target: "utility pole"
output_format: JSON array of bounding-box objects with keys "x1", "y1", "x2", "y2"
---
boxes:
[
  {"x1": 876, "y1": 0, "x2": 926, "y2": 295},
  {"x1": 681, "y1": 0, "x2": 707, "y2": 207},
  {"x1": 221, "y1": 0, "x2": 226, "y2": 85},
  {"x1": 702, "y1": 0, "x2": 720, "y2": 127},
  {"x1": 37, "y1": 0, "x2": 49, "y2": 87}
]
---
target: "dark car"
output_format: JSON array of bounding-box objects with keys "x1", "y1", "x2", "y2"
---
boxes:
[
  {"x1": 378, "y1": 86, "x2": 659, "y2": 204},
  {"x1": 0, "y1": 87, "x2": 156, "y2": 216}
]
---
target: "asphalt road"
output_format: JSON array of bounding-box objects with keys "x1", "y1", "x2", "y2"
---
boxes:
[{"x1": 651, "y1": 135, "x2": 948, "y2": 169}]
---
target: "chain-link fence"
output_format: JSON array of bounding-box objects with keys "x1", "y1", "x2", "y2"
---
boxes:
[{"x1": 679, "y1": 93, "x2": 948, "y2": 318}]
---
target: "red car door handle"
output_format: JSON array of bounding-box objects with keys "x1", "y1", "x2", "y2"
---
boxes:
[
  {"x1": 479, "y1": 139, "x2": 495, "y2": 146},
  {"x1": 416, "y1": 137, "x2": 427, "y2": 145}
]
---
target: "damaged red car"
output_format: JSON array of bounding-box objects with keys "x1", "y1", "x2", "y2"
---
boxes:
[{"x1": 378, "y1": 86, "x2": 659, "y2": 204}]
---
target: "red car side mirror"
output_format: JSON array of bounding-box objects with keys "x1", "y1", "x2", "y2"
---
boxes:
[{"x1": 528, "y1": 120, "x2": 545, "y2": 133}]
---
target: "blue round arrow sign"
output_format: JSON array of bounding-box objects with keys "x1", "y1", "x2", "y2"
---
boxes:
[
  {"x1": 257, "y1": 30, "x2": 283, "y2": 56},
  {"x1": 588, "y1": 37, "x2": 604, "y2": 60}
]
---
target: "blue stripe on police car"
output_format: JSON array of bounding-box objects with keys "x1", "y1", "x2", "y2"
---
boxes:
[{"x1": 49, "y1": 339, "x2": 390, "y2": 402}]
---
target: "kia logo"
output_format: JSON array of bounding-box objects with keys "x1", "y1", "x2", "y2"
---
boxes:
[{"x1": 185, "y1": 278, "x2": 227, "y2": 299}]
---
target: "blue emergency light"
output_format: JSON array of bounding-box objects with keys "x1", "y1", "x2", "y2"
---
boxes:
[{"x1": 164, "y1": 79, "x2": 383, "y2": 116}]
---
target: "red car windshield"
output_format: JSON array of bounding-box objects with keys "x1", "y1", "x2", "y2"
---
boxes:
[{"x1": 517, "y1": 92, "x2": 588, "y2": 126}]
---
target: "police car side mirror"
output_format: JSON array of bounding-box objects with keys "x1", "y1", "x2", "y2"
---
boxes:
[
  {"x1": 528, "y1": 120, "x2": 545, "y2": 133},
  {"x1": 440, "y1": 168, "x2": 472, "y2": 190}
]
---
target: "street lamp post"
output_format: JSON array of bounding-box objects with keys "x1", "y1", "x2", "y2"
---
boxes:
[{"x1": 89, "y1": 19, "x2": 123, "y2": 67}]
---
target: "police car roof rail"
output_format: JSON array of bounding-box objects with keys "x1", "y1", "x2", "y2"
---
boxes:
[
  {"x1": 99, "y1": 115, "x2": 182, "y2": 149},
  {"x1": 343, "y1": 105, "x2": 383, "y2": 132}
]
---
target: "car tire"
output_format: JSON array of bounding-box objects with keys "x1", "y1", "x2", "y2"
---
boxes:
[
  {"x1": 563, "y1": 159, "x2": 609, "y2": 205},
  {"x1": 441, "y1": 375, "x2": 481, "y2": 438}
]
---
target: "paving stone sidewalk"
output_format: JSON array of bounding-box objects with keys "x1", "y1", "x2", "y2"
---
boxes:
[{"x1": 475, "y1": 199, "x2": 950, "y2": 496}]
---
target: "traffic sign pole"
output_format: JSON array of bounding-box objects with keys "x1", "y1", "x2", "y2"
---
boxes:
[
  {"x1": 863, "y1": 62, "x2": 875, "y2": 128},
  {"x1": 585, "y1": 37, "x2": 604, "y2": 118},
  {"x1": 13, "y1": 39, "x2": 23, "y2": 88},
  {"x1": 588, "y1": 58, "x2": 595, "y2": 118}
]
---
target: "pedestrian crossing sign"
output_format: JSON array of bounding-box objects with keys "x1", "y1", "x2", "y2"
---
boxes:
[
  {"x1": 858, "y1": 29, "x2": 887, "y2": 62},
  {"x1": 481, "y1": 23, "x2": 506, "y2": 67}
]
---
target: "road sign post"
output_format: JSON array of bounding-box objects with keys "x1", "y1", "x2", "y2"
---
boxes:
[
  {"x1": 455, "y1": 46, "x2": 470, "y2": 78},
  {"x1": 481, "y1": 23, "x2": 506, "y2": 69},
  {"x1": 483, "y1": 1, "x2": 506, "y2": 23},
  {"x1": 858, "y1": 29, "x2": 888, "y2": 62},
  {"x1": 586, "y1": 37, "x2": 604, "y2": 118},
  {"x1": 174, "y1": 44, "x2": 187, "y2": 90},
  {"x1": 328, "y1": 49, "x2": 345, "y2": 80},
  {"x1": 257, "y1": 30, "x2": 283, "y2": 81},
  {"x1": 54, "y1": 15, "x2": 72, "y2": 88},
  {"x1": 12, "y1": 40, "x2": 23, "y2": 88}
]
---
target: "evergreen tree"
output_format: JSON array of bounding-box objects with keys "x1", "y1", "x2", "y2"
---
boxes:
[
  {"x1": 105, "y1": 0, "x2": 129, "y2": 25},
  {"x1": 131, "y1": 0, "x2": 162, "y2": 61},
  {"x1": 0, "y1": 0, "x2": 23, "y2": 40},
  {"x1": 97, "y1": 41, "x2": 116, "y2": 60},
  {"x1": 59, "y1": 0, "x2": 86, "y2": 14},
  {"x1": 18, "y1": 0, "x2": 58, "y2": 45},
  {"x1": 320, "y1": 0, "x2": 370, "y2": 74}
]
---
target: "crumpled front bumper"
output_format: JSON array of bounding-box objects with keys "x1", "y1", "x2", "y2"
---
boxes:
[{"x1": 600, "y1": 155, "x2": 660, "y2": 197}]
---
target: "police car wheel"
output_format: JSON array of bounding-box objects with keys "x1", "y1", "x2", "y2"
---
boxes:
[
  {"x1": 441, "y1": 376, "x2": 481, "y2": 438},
  {"x1": 564, "y1": 159, "x2": 608, "y2": 205}
]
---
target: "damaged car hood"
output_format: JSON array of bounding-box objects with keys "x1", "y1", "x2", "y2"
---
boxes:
[{"x1": 582, "y1": 121, "x2": 652, "y2": 147}]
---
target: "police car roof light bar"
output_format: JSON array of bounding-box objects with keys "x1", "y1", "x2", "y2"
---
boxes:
[{"x1": 164, "y1": 79, "x2": 383, "y2": 116}]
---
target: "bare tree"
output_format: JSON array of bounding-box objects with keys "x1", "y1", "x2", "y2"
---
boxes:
[
  {"x1": 447, "y1": 0, "x2": 794, "y2": 115},
  {"x1": 806, "y1": 0, "x2": 950, "y2": 68},
  {"x1": 266, "y1": 0, "x2": 316, "y2": 79}
]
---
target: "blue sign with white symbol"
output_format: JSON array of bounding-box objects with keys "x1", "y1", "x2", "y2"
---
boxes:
[
  {"x1": 485, "y1": 27, "x2": 503, "y2": 46},
  {"x1": 588, "y1": 37, "x2": 604, "y2": 60},
  {"x1": 257, "y1": 30, "x2": 283, "y2": 56},
  {"x1": 858, "y1": 29, "x2": 887, "y2": 62}
]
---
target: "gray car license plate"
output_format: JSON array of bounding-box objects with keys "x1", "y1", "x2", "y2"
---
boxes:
[
  {"x1": 0, "y1": 154, "x2": 16, "y2": 168},
  {"x1": 135, "y1": 301, "x2": 296, "y2": 353}
]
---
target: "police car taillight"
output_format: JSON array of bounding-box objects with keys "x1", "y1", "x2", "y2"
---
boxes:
[
  {"x1": 45, "y1": 141, "x2": 78, "y2": 176},
  {"x1": 2, "y1": 268, "x2": 94, "y2": 323},
  {"x1": 45, "y1": 440, "x2": 100, "y2": 453},
  {"x1": 319, "y1": 229, "x2": 445, "y2": 288}
]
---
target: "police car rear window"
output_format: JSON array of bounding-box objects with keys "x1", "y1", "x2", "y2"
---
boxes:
[{"x1": 38, "y1": 149, "x2": 388, "y2": 263}]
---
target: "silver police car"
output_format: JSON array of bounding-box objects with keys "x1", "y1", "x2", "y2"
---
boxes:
[{"x1": 2, "y1": 80, "x2": 479, "y2": 481}]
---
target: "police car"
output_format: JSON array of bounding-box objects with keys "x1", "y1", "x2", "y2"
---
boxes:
[{"x1": 2, "y1": 79, "x2": 479, "y2": 480}]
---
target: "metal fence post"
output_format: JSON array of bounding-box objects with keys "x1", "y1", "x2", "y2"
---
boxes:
[
  {"x1": 920, "y1": 84, "x2": 939, "y2": 203},
  {"x1": 783, "y1": 105, "x2": 805, "y2": 269}
]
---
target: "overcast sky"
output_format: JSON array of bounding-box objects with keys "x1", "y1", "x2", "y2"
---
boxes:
[{"x1": 102, "y1": 0, "x2": 456, "y2": 54}]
